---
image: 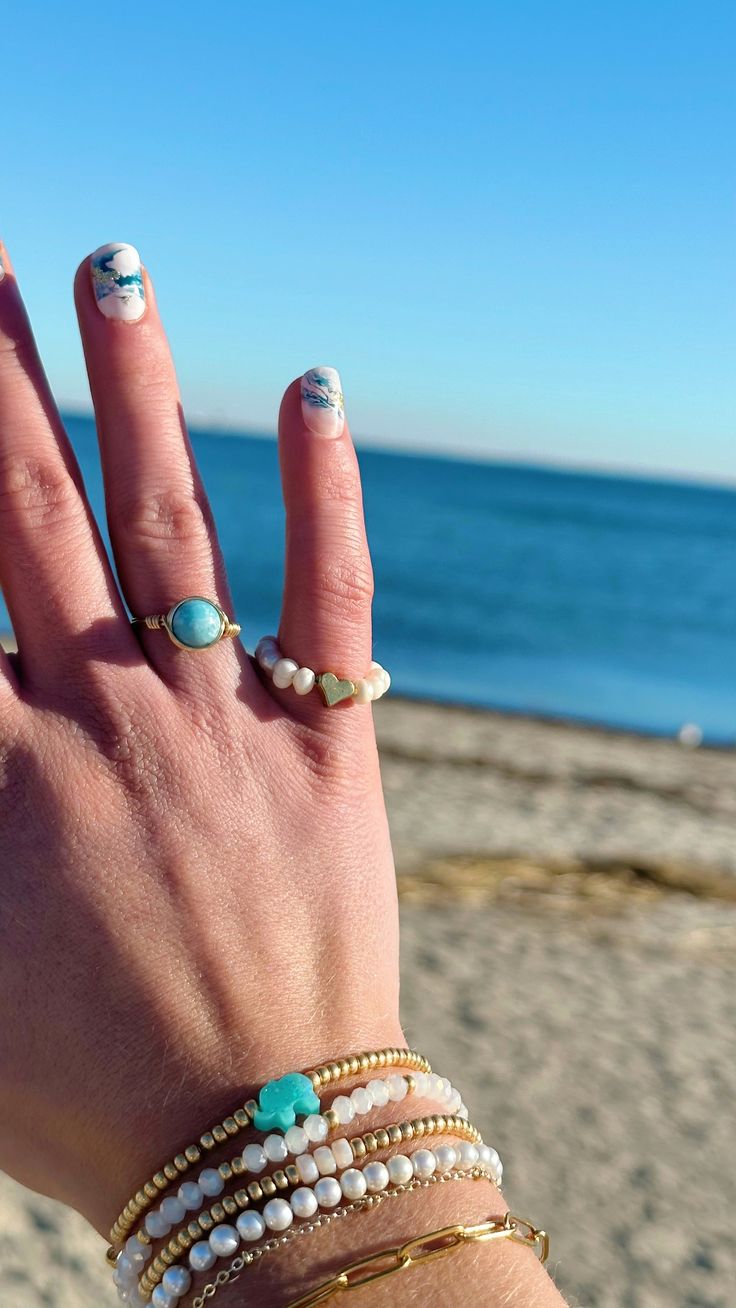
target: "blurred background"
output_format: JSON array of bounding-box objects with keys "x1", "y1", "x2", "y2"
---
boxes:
[{"x1": 1, "y1": 3, "x2": 735, "y2": 1305}]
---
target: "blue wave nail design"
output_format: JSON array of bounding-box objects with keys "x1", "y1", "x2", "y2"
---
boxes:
[
  {"x1": 301, "y1": 367, "x2": 345, "y2": 436},
  {"x1": 90, "y1": 243, "x2": 145, "y2": 320}
]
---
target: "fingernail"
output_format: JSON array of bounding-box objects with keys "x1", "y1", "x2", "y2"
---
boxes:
[
  {"x1": 301, "y1": 366, "x2": 345, "y2": 437},
  {"x1": 90, "y1": 243, "x2": 145, "y2": 321}
]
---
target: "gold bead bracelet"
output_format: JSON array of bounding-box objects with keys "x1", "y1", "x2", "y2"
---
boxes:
[
  {"x1": 139, "y1": 1113, "x2": 480, "y2": 1298},
  {"x1": 109, "y1": 1047, "x2": 429, "y2": 1255}
]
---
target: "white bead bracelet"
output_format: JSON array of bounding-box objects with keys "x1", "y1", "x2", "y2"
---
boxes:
[
  {"x1": 255, "y1": 636, "x2": 390, "y2": 706},
  {"x1": 134, "y1": 1071, "x2": 470, "y2": 1250},
  {"x1": 119, "y1": 1149, "x2": 501, "y2": 1305}
]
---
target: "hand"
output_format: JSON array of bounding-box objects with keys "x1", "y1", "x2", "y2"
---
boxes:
[{"x1": 0, "y1": 241, "x2": 401, "y2": 1233}]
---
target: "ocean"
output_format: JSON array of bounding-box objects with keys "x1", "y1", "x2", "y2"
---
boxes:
[{"x1": 4, "y1": 414, "x2": 736, "y2": 744}]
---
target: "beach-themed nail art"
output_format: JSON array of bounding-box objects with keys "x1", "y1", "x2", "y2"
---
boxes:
[
  {"x1": 301, "y1": 367, "x2": 345, "y2": 437},
  {"x1": 90, "y1": 243, "x2": 145, "y2": 321}
]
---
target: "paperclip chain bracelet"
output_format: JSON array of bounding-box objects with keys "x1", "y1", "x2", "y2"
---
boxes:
[
  {"x1": 189, "y1": 1170, "x2": 547, "y2": 1308},
  {"x1": 109, "y1": 1047, "x2": 430, "y2": 1254},
  {"x1": 286, "y1": 1210, "x2": 550, "y2": 1307}
]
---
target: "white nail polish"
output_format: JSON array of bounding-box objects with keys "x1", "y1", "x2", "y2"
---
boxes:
[
  {"x1": 90, "y1": 243, "x2": 145, "y2": 321},
  {"x1": 301, "y1": 366, "x2": 344, "y2": 437}
]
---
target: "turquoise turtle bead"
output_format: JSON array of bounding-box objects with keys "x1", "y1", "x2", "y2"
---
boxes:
[
  {"x1": 169, "y1": 598, "x2": 224, "y2": 649},
  {"x1": 253, "y1": 1073, "x2": 321, "y2": 1133}
]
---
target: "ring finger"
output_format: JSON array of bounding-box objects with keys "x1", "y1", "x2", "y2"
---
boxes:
[{"x1": 74, "y1": 243, "x2": 250, "y2": 692}]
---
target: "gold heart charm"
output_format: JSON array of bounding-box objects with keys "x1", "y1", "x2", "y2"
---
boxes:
[{"x1": 317, "y1": 672, "x2": 356, "y2": 707}]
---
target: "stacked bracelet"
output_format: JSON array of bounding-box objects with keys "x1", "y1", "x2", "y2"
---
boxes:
[
  {"x1": 135, "y1": 1069, "x2": 470, "y2": 1253},
  {"x1": 137, "y1": 1117, "x2": 494, "y2": 1299},
  {"x1": 109, "y1": 1047, "x2": 428, "y2": 1256},
  {"x1": 108, "y1": 1047, "x2": 513, "y2": 1308}
]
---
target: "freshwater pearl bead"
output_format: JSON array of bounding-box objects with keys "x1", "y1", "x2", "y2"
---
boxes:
[
  {"x1": 162, "y1": 1266, "x2": 192, "y2": 1297},
  {"x1": 178, "y1": 1181, "x2": 204, "y2": 1210},
  {"x1": 189, "y1": 1241, "x2": 217, "y2": 1272},
  {"x1": 387, "y1": 1073, "x2": 408, "y2": 1101},
  {"x1": 387, "y1": 1154, "x2": 414, "y2": 1185},
  {"x1": 209, "y1": 1224, "x2": 240, "y2": 1257},
  {"x1": 459, "y1": 1103, "x2": 469, "y2": 1119},
  {"x1": 256, "y1": 636, "x2": 280, "y2": 670},
  {"x1": 340, "y1": 1167, "x2": 367, "y2": 1200},
  {"x1": 291, "y1": 1186, "x2": 319, "y2": 1218},
  {"x1": 296, "y1": 1153, "x2": 320, "y2": 1183},
  {"x1": 332, "y1": 1137, "x2": 354, "y2": 1169},
  {"x1": 263, "y1": 1197, "x2": 294, "y2": 1231},
  {"x1": 351, "y1": 1086, "x2": 373, "y2": 1115},
  {"x1": 160, "y1": 1196, "x2": 187, "y2": 1224},
  {"x1": 411, "y1": 1149, "x2": 437, "y2": 1179},
  {"x1": 285, "y1": 1124, "x2": 309, "y2": 1155},
  {"x1": 434, "y1": 1144, "x2": 458, "y2": 1172},
  {"x1": 363, "y1": 1160, "x2": 390, "y2": 1192},
  {"x1": 314, "y1": 1145, "x2": 337, "y2": 1175},
  {"x1": 293, "y1": 667, "x2": 316, "y2": 695},
  {"x1": 199, "y1": 1167, "x2": 225, "y2": 1197},
  {"x1": 368, "y1": 1078, "x2": 390, "y2": 1107},
  {"x1": 242, "y1": 1143, "x2": 268, "y2": 1173},
  {"x1": 446, "y1": 1089, "x2": 462, "y2": 1114},
  {"x1": 458, "y1": 1142, "x2": 479, "y2": 1167},
  {"x1": 304, "y1": 1114, "x2": 329, "y2": 1143},
  {"x1": 353, "y1": 678, "x2": 374, "y2": 704},
  {"x1": 314, "y1": 1177, "x2": 342, "y2": 1208},
  {"x1": 144, "y1": 1210, "x2": 171, "y2": 1239},
  {"x1": 331, "y1": 1095, "x2": 355, "y2": 1125},
  {"x1": 273, "y1": 657, "x2": 299, "y2": 689},
  {"x1": 237, "y1": 1210, "x2": 266, "y2": 1242},
  {"x1": 151, "y1": 1286, "x2": 176, "y2": 1308},
  {"x1": 429, "y1": 1074, "x2": 445, "y2": 1099},
  {"x1": 264, "y1": 1133, "x2": 289, "y2": 1163}
]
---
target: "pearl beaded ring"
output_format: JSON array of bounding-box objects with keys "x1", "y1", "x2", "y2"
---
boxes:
[{"x1": 255, "y1": 637, "x2": 390, "y2": 706}]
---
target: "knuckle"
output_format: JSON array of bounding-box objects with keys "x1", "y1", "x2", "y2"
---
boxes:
[
  {"x1": 0, "y1": 454, "x2": 81, "y2": 531},
  {"x1": 117, "y1": 486, "x2": 215, "y2": 547}
]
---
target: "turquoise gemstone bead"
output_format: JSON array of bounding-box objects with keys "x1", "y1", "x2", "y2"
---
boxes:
[
  {"x1": 253, "y1": 1073, "x2": 321, "y2": 1133},
  {"x1": 169, "y1": 598, "x2": 224, "y2": 649}
]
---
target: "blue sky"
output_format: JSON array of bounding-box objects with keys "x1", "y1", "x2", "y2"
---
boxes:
[{"x1": 3, "y1": 1, "x2": 735, "y2": 478}]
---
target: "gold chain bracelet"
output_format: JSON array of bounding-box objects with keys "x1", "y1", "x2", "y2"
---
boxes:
[
  {"x1": 287, "y1": 1211, "x2": 550, "y2": 1307},
  {"x1": 109, "y1": 1047, "x2": 429, "y2": 1253}
]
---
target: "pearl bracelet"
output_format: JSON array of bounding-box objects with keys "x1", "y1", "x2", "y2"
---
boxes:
[
  {"x1": 126, "y1": 1145, "x2": 501, "y2": 1305},
  {"x1": 136, "y1": 1070, "x2": 468, "y2": 1252},
  {"x1": 109, "y1": 1047, "x2": 429, "y2": 1256},
  {"x1": 190, "y1": 1167, "x2": 498, "y2": 1308},
  {"x1": 136, "y1": 1115, "x2": 489, "y2": 1299},
  {"x1": 255, "y1": 636, "x2": 391, "y2": 706}
]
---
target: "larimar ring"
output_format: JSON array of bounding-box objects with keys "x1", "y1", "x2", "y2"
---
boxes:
[{"x1": 132, "y1": 597, "x2": 240, "y2": 651}]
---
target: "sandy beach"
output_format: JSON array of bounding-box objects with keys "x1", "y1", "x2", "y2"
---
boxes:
[{"x1": 1, "y1": 689, "x2": 734, "y2": 1306}]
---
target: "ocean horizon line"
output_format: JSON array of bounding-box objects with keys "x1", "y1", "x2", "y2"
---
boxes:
[{"x1": 60, "y1": 407, "x2": 736, "y2": 496}]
